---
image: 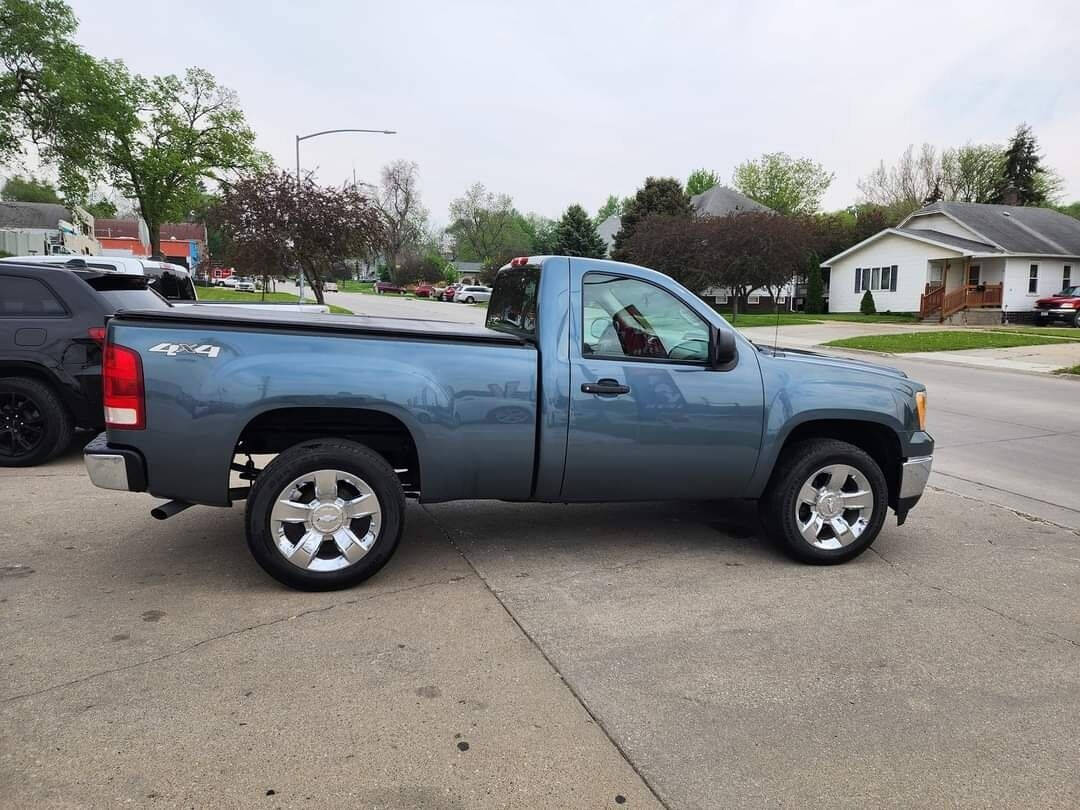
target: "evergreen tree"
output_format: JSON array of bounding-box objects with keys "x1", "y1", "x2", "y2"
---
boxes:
[
  {"x1": 860, "y1": 289, "x2": 877, "y2": 315},
  {"x1": 611, "y1": 177, "x2": 693, "y2": 261},
  {"x1": 805, "y1": 254, "x2": 824, "y2": 314},
  {"x1": 993, "y1": 124, "x2": 1056, "y2": 206},
  {"x1": 553, "y1": 204, "x2": 607, "y2": 258}
]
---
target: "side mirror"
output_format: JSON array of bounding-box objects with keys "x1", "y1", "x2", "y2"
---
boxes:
[{"x1": 711, "y1": 327, "x2": 738, "y2": 370}]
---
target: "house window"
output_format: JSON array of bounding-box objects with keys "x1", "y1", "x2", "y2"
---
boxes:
[
  {"x1": 715, "y1": 294, "x2": 729, "y2": 304},
  {"x1": 880, "y1": 266, "x2": 892, "y2": 290},
  {"x1": 776, "y1": 295, "x2": 786, "y2": 304},
  {"x1": 1028, "y1": 264, "x2": 1039, "y2": 294},
  {"x1": 1064, "y1": 266, "x2": 1072, "y2": 288},
  {"x1": 871, "y1": 267, "x2": 880, "y2": 289},
  {"x1": 747, "y1": 294, "x2": 760, "y2": 305},
  {"x1": 967, "y1": 265, "x2": 981, "y2": 286}
]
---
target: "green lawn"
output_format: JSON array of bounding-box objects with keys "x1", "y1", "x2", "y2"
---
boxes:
[
  {"x1": 195, "y1": 287, "x2": 352, "y2": 314},
  {"x1": 337, "y1": 280, "x2": 375, "y2": 293},
  {"x1": 1054, "y1": 365, "x2": 1080, "y2": 375},
  {"x1": 723, "y1": 312, "x2": 918, "y2": 327},
  {"x1": 989, "y1": 326, "x2": 1080, "y2": 340},
  {"x1": 825, "y1": 331, "x2": 1071, "y2": 353}
]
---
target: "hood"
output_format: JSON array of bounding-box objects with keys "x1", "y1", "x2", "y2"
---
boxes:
[
  {"x1": 1035, "y1": 295, "x2": 1080, "y2": 307},
  {"x1": 756, "y1": 343, "x2": 910, "y2": 381}
]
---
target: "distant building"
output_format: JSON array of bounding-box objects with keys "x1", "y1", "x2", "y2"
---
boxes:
[
  {"x1": 96, "y1": 217, "x2": 150, "y2": 257},
  {"x1": 0, "y1": 201, "x2": 99, "y2": 255},
  {"x1": 447, "y1": 260, "x2": 484, "y2": 284},
  {"x1": 94, "y1": 218, "x2": 208, "y2": 272}
]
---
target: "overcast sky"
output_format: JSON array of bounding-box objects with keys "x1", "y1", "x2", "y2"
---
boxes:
[{"x1": 68, "y1": 0, "x2": 1079, "y2": 225}]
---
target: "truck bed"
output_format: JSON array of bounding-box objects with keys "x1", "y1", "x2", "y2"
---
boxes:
[{"x1": 114, "y1": 305, "x2": 525, "y2": 346}]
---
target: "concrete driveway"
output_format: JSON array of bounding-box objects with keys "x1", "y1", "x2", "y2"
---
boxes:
[{"x1": 2, "y1": 448, "x2": 1078, "y2": 807}]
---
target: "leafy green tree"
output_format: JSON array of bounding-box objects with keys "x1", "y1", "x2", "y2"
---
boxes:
[
  {"x1": 553, "y1": 204, "x2": 607, "y2": 258},
  {"x1": 83, "y1": 197, "x2": 117, "y2": 219},
  {"x1": 0, "y1": 174, "x2": 61, "y2": 203},
  {"x1": 686, "y1": 168, "x2": 720, "y2": 196},
  {"x1": 520, "y1": 212, "x2": 557, "y2": 254},
  {"x1": 594, "y1": 194, "x2": 622, "y2": 224},
  {"x1": 1054, "y1": 201, "x2": 1080, "y2": 220},
  {"x1": 940, "y1": 143, "x2": 1004, "y2": 203},
  {"x1": 860, "y1": 289, "x2": 876, "y2": 315},
  {"x1": 611, "y1": 177, "x2": 692, "y2": 261},
  {"x1": 0, "y1": 0, "x2": 124, "y2": 176},
  {"x1": 447, "y1": 183, "x2": 530, "y2": 270},
  {"x1": 805, "y1": 254, "x2": 824, "y2": 314},
  {"x1": 992, "y1": 123, "x2": 1061, "y2": 206},
  {"x1": 733, "y1": 152, "x2": 833, "y2": 215}
]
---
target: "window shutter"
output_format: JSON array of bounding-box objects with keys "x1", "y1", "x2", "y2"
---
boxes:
[
  {"x1": 854, "y1": 267, "x2": 862, "y2": 293},
  {"x1": 890, "y1": 265, "x2": 898, "y2": 292}
]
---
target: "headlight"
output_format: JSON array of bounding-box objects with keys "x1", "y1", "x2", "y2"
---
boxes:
[{"x1": 915, "y1": 391, "x2": 927, "y2": 430}]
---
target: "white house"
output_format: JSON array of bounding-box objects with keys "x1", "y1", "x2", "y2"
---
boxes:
[{"x1": 822, "y1": 202, "x2": 1080, "y2": 321}]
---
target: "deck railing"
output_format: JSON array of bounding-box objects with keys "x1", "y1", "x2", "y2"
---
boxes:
[{"x1": 921, "y1": 283, "x2": 1003, "y2": 319}]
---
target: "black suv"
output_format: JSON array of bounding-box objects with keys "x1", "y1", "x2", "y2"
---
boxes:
[{"x1": 0, "y1": 262, "x2": 169, "y2": 466}]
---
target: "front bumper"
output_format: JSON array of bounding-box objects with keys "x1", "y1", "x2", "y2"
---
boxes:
[
  {"x1": 896, "y1": 455, "x2": 933, "y2": 524},
  {"x1": 1037, "y1": 308, "x2": 1079, "y2": 321},
  {"x1": 83, "y1": 432, "x2": 146, "y2": 492}
]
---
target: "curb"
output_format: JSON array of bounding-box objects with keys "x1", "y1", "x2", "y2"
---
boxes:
[{"x1": 811, "y1": 345, "x2": 1080, "y2": 380}]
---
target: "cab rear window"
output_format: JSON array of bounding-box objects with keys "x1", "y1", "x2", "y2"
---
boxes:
[{"x1": 486, "y1": 266, "x2": 539, "y2": 339}]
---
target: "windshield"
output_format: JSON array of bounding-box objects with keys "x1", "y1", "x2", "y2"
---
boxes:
[{"x1": 1054, "y1": 286, "x2": 1079, "y2": 296}]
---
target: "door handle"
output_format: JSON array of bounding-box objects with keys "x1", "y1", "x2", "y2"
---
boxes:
[{"x1": 581, "y1": 378, "x2": 630, "y2": 396}]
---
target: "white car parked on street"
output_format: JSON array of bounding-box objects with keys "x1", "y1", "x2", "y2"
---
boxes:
[
  {"x1": 235, "y1": 278, "x2": 256, "y2": 292},
  {"x1": 454, "y1": 285, "x2": 492, "y2": 304}
]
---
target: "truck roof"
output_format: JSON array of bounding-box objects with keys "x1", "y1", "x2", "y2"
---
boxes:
[{"x1": 112, "y1": 305, "x2": 527, "y2": 346}]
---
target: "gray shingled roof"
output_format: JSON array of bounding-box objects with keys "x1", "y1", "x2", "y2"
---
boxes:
[
  {"x1": 0, "y1": 202, "x2": 71, "y2": 229},
  {"x1": 691, "y1": 185, "x2": 773, "y2": 217},
  {"x1": 910, "y1": 202, "x2": 1080, "y2": 255},
  {"x1": 894, "y1": 228, "x2": 1000, "y2": 253}
]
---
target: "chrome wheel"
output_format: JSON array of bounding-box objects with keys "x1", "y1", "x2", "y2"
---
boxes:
[
  {"x1": 270, "y1": 469, "x2": 382, "y2": 572},
  {"x1": 794, "y1": 464, "x2": 874, "y2": 550}
]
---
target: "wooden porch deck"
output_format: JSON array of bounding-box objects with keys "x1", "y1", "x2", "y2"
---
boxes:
[{"x1": 919, "y1": 282, "x2": 1003, "y2": 320}]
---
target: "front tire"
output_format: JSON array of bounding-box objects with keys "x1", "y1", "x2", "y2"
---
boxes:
[
  {"x1": 245, "y1": 439, "x2": 405, "y2": 590},
  {"x1": 761, "y1": 439, "x2": 888, "y2": 564},
  {"x1": 0, "y1": 377, "x2": 72, "y2": 467},
  {"x1": 465, "y1": 296, "x2": 475, "y2": 304}
]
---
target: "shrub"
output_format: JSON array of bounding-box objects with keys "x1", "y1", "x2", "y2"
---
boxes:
[{"x1": 860, "y1": 289, "x2": 877, "y2": 315}]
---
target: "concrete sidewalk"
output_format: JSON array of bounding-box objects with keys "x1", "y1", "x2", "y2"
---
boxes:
[{"x1": 738, "y1": 322, "x2": 1080, "y2": 374}]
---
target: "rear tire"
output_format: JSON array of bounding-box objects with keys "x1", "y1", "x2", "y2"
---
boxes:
[
  {"x1": 245, "y1": 439, "x2": 405, "y2": 590},
  {"x1": 465, "y1": 296, "x2": 475, "y2": 304},
  {"x1": 761, "y1": 438, "x2": 888, "y2": 564},
  {"x1": 0, "y1": 377, "x2": 72, "y2": 467}
]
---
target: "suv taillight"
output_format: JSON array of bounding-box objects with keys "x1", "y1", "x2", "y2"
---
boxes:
[{"x1": 103, "y1": 341, "x2": 145, "y2": 429}]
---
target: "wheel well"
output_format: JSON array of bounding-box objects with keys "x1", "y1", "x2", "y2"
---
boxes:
[
  {"x1": 777, "y1": 420, "x2": 902, "y2": 508},
  {"x1": 0, "y1": 364, "x2": 75, "y2": 412},
  {"x1": 236, "y1": 408, "x2": 420, "y2": 493}
]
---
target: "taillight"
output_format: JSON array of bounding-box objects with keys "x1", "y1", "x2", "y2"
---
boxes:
[
  {"x1": 103, "y1": 341, "x2": 145, "y2": 429},
  {"x1": 87, "y1": 326, "x2": 106, "y2": 346}
]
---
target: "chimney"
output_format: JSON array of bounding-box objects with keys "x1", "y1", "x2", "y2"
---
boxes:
[{"x1": 1001, "y1": 186, "x2": 1019, "y2": 206}]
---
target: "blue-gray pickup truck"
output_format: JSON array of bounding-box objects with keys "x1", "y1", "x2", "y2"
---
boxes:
[{"x1": 84, "y1": 257, "x2": 933, "y2": 590}]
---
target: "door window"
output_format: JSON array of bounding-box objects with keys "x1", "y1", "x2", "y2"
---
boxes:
[
  {"x1": 967, "y1": 265, "x2": 981, "y2": 286},
  {"x1": 0, "y1": 276, "x2": 67, "y2": 316},
  {"x1": 582, "y1": 273, "x2": 709, "y2": 363}
]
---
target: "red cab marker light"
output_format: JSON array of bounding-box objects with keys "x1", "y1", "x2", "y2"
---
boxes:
[{"x1": 510, "y1": 257, "x2": 529, "y2": 267}]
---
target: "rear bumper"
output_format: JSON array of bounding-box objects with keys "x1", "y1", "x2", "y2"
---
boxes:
[
  {"x1": 896, "y1": 455, "x2": 933, "y2": 524},
  {"x1": 83, "y1": 432, "x2": 146, "y2": 492}
]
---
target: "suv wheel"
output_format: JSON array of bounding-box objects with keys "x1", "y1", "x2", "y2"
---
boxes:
[
  {"x1": 761, "y1": 438, "x2": 888, "y2": 564},
  {"x1": 465, "y1": 296, "x2": 475, "y2": 304},
  {"x1": 0, "y1": 377, "x2": 73, "y2": 467},
  {"x1": 245, "y1": 439, "x2": 405, "y2": 590}
]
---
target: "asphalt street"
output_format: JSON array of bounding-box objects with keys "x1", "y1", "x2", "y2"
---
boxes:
[{"x1": 2, "y1": 296, "x2": 1078, "y2": 807}]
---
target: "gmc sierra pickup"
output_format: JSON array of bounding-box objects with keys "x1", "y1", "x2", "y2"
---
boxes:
[{"x1": 84, "y1": 256, "x2": 933, "y2": 590}]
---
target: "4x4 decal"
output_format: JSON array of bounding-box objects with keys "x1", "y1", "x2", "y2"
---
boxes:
[{"x1": 148, "y1": 342, "x2": 221, "y2": 359}]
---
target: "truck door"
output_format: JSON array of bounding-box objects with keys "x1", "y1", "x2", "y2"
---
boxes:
[{"x1": 560, "y1": 263, "x2": 764, "y2": 501}]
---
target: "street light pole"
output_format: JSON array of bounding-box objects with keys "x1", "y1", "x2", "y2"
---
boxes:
[{"x1": 294, "y1": 127, "x2": 396, "y2": 303}]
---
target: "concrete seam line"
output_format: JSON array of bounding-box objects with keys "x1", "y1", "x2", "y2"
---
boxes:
[
  {"x1": 421, "y1": 504, "x2": 672, "y2": 810},
  {"x1": 926, "y1": 479, "x2": 1080, "y2": 534},
  {"x1": 1, "y1": 577, "x2": 449, "y2": 705},
  {"x1": 868, "y1": 547, "x2": 1080, "y2": 650}
]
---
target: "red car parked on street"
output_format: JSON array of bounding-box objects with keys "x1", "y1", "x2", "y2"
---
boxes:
[
  {"x1": 441, "y1": 283, "x2": 461, "y2": 302},
  {"x1": 413, "y1": 284, "x2": 435, "y2": 298},
  {"x1": 1034, "y1": 285, "x2": 1080, "y2": 327}
]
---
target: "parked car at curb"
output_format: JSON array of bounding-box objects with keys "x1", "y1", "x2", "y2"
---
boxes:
[
  {"x1": 84, "y1": 255, "x2": 933, "y2": 591},
  {"x1": 375, "y1": 281, "x2": 406, "y2": 295},
  {"x1": 413, "y1": 284, "x2": 435, "y2": 298},
  {"x1": 454, "y1": 284, "x2": 492, "y2": 304},
  {"x1": 235, "y1": 278, "x2": 256, "y2": 293},
  {"x1": 0, "y1": 261, "x2": 170, "y2": 466},
  {"x1": 440, "y1": 284, "x2": 461, "y2": 302},
  {"x1": 324, "y1": 281, "x2": 339, "y2": 293},
  {"x1": 1034, "y1": 286, "x2": 1080, "y2": 327}
]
